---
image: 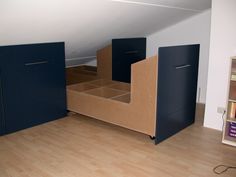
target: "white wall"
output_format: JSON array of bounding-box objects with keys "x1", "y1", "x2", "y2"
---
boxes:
[
  {"x1": 147, "y1": 10, "x2": 211, "y2": 103},
  {"x1": 204, "y1": 0, "x2": 236, "y2": 131},
  {"x1": 0, "y1": 0, "x2": 208, "y2": 63}
]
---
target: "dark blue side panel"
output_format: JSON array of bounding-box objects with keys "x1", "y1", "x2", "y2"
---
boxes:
[
  {"x1": 0, "y1": 42, "x2": 67, "y2": 135},
  {"x1": 112, "y1": 38, "x2": 146, "y2": 83},
  {"x1": 155, "y1": 44, "x2": 200, "y2": 144},
  {"x1": 0, "y1": 70, "x2": 4, "y2": 135}
]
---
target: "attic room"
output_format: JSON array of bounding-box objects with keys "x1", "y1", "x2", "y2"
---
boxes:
[{"x1": 0, "y1": 0, "x2": 236, "y2": 176}]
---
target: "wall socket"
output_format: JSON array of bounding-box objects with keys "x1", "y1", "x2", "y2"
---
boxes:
[{"x1": 217, "y1": 107, "x2": 226, "y2": 114}]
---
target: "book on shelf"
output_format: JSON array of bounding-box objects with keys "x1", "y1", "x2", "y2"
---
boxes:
[
  {"x1": 229, "y1": 103, "x2": 236, "y2": 119},
  {"x1": 231, "y1": 74, "x2": 236, "y2": 80},
  {"x1": 228, "y1": 122, "x2": 236, "y2": 138}
]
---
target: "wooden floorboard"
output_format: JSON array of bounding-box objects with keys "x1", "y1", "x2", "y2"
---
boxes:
[{"x1": 0, "y1": 114, "x2": 236, "y2": 177}]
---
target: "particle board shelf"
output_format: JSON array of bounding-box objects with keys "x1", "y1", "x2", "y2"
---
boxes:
[
  {"x1": 68, "y1": 83, "x2": 99, "y2": 92},
  {"x1": 87, "y1": 79, "x2": 116, "y2": 87},
  {"x1": 222, "y1": 139, "x2": 236, "y2": 147},
  {"x1": 228, "y1": 99, "x2": 236, "y2": 102},
  {"x1": 107, "y1": 82, "x2": 131, "y2": 92},
  {"x1": 84, "y1": 87, "x2": 128, "y2": 99},
  {"x1": 229, "y1": 81, "x2": 236, "y2": 100},
  {"x1": 111, "y1": 93, "x2": 131, "y2": 103},
  {"x1": 226, "y1": 118, "x2": 236, "y2": 123},
  {"x1": 67, "y1": 79, "x2": 131, "y2": 103}
]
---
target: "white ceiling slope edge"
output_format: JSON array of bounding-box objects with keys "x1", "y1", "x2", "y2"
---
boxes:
[{"x1": 0, "y1": 0, "x2": 211, "y2": 60}]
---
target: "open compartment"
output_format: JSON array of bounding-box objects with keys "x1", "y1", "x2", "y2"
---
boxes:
[
  {"x1": 107, "y1": 82, "x2": 131, "y2": 92},
  {"x1": 66, "y1": 65, "x2": 98, "y2": 85},
  {"x1": 224, "y1": 121, "x2": 236, "y2": 143},
  {"x1": 231, "y1": 59, "x2": 236, "y2": 76},
  {"x1": 229, "y1": 81, "x2": 236, "y2": 100},
  {"x1": 87, "y1": 79, "x2": 116, "y2": 87},
  {"x1": 84, "y1": 87, "x2": 128, "y2": 99},
  {"x1": 68, "y1": 83, "x2": 99, "y2": 92}
]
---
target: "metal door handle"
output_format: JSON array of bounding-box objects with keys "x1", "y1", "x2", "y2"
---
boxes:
[
  {"x1": 175, "y1": 64, "x2": 191, "y2": 69},
  {"x1": 125, "y1": 50, "x2": 139, "y2": 54},
  {"x1": 25, "y1": 61, "x2": 48, "y2": 66}
]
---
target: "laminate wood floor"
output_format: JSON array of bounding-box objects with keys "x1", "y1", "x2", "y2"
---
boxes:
[{"x1": 0, "y1": 114, "x2": 236, "y2": 177}]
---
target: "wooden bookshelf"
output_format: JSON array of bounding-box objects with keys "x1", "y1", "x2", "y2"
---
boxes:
[{"x1": 222, "y1": 56, "x2": 236, "y2": 147}]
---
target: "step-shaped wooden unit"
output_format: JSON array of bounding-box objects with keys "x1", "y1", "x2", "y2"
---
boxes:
[{"x1": 67, "y1": 56, "x2": 158, "y2": 136}]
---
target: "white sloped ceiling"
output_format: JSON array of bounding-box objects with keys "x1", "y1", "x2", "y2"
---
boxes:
[{"x1": 0, "y1": 0, "x2": 211, "y2": 61}]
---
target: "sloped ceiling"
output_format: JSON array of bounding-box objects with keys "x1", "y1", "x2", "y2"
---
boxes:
[{"x1": 0, "y1": 0, "x2": 211, "y2": 60}]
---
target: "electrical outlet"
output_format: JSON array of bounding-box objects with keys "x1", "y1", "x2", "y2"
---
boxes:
[{"x1": 217, "y1": 107, "x2": 226, "y2": 114}]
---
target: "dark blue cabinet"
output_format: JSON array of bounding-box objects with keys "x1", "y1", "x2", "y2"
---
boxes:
[
  {"x1": 112, "y1": 38, "x2": 146, "y2": 83},
  {"x1": 0, "y1": 42, "x2": 67, "y2": 135},
  {"x1": 155, "y1": 44, "x2": 200, "y2": 144}
]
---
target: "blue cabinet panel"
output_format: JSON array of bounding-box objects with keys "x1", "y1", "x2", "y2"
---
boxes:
[
  {"x1": 0, "y1": 42, "x2": 67, "y2": 135},
  {"x1": 112, "y1": 38, "x2": 146, "y2": 83},
  {"x1": 155, "y1": 45, "x2": 200, "y2": 144}
]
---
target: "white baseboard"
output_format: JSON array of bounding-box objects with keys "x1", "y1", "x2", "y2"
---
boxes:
[{"x1": 66, "y1": 56, "x2": 96, "y2": 68}]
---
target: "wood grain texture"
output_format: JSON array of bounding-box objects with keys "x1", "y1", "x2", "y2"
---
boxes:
[
  {"x1": 195, "y1": 103, "x2": 205, "y2": 124},
  {"x1": 0, "y1": 114, "x2": 236, "y2": 177},
  {"x1": 97, "y1": 45, "x2": 112, "y2": 79},
  {"x1": 66, "y1": 65, "x2": 98, "y2": 85},
  {"x1": 67, "y1": 56, "x2": 158, "y2": 136}
]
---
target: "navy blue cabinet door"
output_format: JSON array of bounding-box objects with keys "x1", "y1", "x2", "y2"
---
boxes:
[
  {"x1": 155, "y1": 45, "x2": 200, "y2": 144},
  {"x1": 0, "y1": 70, "x2": 4, "y2": 135},
  {"x1": 0, "y1": 42, "x2": 67, "y2": 135},
  {"x1": 112, "y1": 38, "x2": 146, "y2": 83}
]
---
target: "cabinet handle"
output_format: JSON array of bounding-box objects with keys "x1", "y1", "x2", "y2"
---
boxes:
[
  {"x1": 25, "y1": 61, "x2": 48, "y2": 66},
  {"x1": 175, "y1": 64, "x2": 191, "y2": 69},
  {"x1": 125, "y1": 50, "x2": 139, "y2": 54}
]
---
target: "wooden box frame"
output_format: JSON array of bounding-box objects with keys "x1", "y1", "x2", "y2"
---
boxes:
[{"x1": 67, "y1": 56, "x2": 158, "y2": 136}]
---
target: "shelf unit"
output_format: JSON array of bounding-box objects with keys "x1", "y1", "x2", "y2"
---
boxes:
[{"x1": 222, "y1": 56, "x2": 236, "y2": 147}]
